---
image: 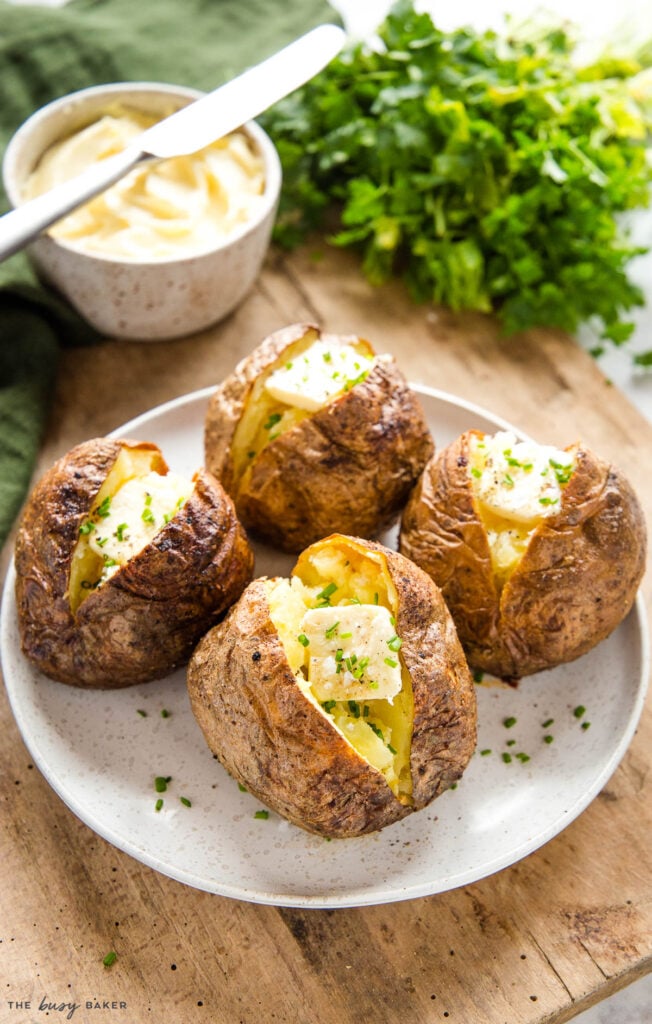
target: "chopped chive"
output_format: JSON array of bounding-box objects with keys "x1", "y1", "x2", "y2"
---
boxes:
[
  {"x1": 297, "y1": 633, "x2": 310, "y2": 647},
  {"x1": 470, "y1": 467, "x2": 481, "y2": 478},
  {"x1": 506, "y1": 739, "x2": 516, "y2": 747},
  {"x1": 96, "y1": 536, "x2": 108, "y2": 547},
  {"x1": 581, "y1": 721, "x2": 591, "y2": 731},
  {"x1": 263, "y1": 413, "x2": 282, "y2": 431},
  {"x1": 247, "y1": 450, "x2": 256, "y2": 459},
  {"x1": 348, "y1": 700, "x2": 361, "y2": 719},
  {"x1": 103, "y1": 951, "x2": 117, "y2": 968},
  {"x1": 384, "y1": 657, "x2": 398, "y2": 668},
  {"x1": 79, "y1": 520, "x2": 95, "y2": 535},
  {"x1": 539, "y1": 496, "x2": 558, "y2": 506},
  {"x1": 388, "y1": 744, "x2": 397, "y2": 754},
  {"x1": 161, "y1": 709, "x2": 171, "y2": 718},
  {"x1": 542, "y1": 718, "x2": 554, "y2": 728},
  {"x1": 573, "y1": 705, "x2": 586, "y2": 719},
  {"x1": 367, "y1": 681, "x2": 379, "y2": 690},
  {"x1": 155, "y1": 798, "x2": 164, "y2": 812},
  {"x1": 480, "y1": 749, "x2": 492, "y2": 756},
  {"x1": 503, "y1": 716, "x2": 517, "y2": 729},
  {"x1": 95, "y1": 496, "x2": 111, "y2": 518},
  {"x1": 316, "y1": 582, "x2": 337, "y2": 604},
  {"x1": 237, "y1": 782, "x2": 248, "y2": 792},
  {"x1": 115, "y1": 522, "x2": 128, "y2": 541},
  {"x1": 503, "y1": 474, "x2": 514, "y2": 487},
  {"x1": 368, "y1": 722, "x2": 384, "y2": 741},
  {"x1": 502, "y1": 752, "x2": 512, "y2": 763},
  {"x1": 137, "y1": 709, "x2": 147, "y2": 718},
  {"x1": 180, "y1": 797, "x2": 192, "y2": 808},
  {"x1": 473, "y1": 669, "x2": 484, "y2": 683},
  {"x1": 324, "y1": 621, "x2": 339, "y2": 640},
  {"x1": 154, "y1": 776, "x2": 171, "y2": 793},
  {"x1": 543, "y1": 735, "x2": 554, "y2": 744},
  {"x1": 339, "y1": 631, "x2": 352, "y2": 639},
  {"x1": 321, "y1": 700, "x2": 336, "y2": 713},
  {"x1": 387, "y1": 635, "x2": 402, "y2": 652},
  {"x1": 373, "y1": 592, "x2": 379, "y2": 605},
  {"x1": 516, "y1": 752, "x2": 531, "y2": 763},
  {"x1": 254, "y1": 809, "x2": 269, "y2": 820},
  {"x1": 141, "y1": 507, "x2": 155, "y2": 524}
]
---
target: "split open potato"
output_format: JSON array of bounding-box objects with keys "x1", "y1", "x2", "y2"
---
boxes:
[
  {"x1": 14, "y1": 437, "x2": 253, "y2": 687},
  {"x1": 204, "y1": 322, "x2": 434, "y2": 552},
  {"x1": 400, "y1": 429, "x2": 647, "y2": 681},
  {"x1": 186, "y1": 533, "x2": 477, "y2": 838}
]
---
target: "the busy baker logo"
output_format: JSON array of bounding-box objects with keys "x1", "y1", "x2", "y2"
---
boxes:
[{"x1": 6, "y1": 996, "x2": 128, "y2": 1019}]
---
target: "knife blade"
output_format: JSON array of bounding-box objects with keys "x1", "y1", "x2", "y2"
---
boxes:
[{"x1": 0, "y1": 23, "x2": 345, "y2": 262}]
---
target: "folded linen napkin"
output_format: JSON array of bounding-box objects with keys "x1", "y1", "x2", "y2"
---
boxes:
[{"x1": 0, "y1": 0, "x2": 337, "y2": 546}]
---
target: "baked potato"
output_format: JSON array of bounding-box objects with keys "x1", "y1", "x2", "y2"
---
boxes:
[
  {"x1": 204, "y1": 322, "x2": 434, "y2": 552},
  {"x1": 15, "y1": 437, "x2": 254, "y2": 688},
  {"x1": 400, "y1": 429, "x2": 647, "y2": 681},
  {"x1": 186, "y1": 533, "x2": 476, "y2": 838}
]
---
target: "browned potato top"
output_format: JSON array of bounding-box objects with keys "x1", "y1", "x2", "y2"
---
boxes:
[
  {"x1": 15, "y1": 437, "x2": 253, "y2": 688},
  {"x1": 187, "y1": 533, "x2": 476, "y2": 838},
  {"x1": 400, "y1": 430, "x2": 646, "y2": 680},
  {"x1": 204, "y1": 323, "x2": 434, "y2": 551}
]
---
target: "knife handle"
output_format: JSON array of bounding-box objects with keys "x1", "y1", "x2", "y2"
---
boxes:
[{"x1": 0, "y1": 146, "x2": 147, "y2": 262}]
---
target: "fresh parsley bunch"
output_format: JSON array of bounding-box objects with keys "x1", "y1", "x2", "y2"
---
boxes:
[{"x1": 261, "y1": 0, "x2": 652, "y2": 347}]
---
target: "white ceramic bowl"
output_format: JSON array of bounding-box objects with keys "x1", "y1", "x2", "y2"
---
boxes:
[{"x1": 2, "y1": 82, "x2": 282, "y2": 340}]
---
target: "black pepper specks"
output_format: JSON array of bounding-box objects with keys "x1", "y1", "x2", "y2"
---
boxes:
[{"x1": 252, "y1": 651, "x2": 261, "y2": 662}]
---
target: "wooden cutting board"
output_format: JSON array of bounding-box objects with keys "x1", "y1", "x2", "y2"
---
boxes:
[{"x1": 1, "y1": 245, "x2": 650, "y2": 1024}]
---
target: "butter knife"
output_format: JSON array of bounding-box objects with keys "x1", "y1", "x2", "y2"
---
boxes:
[{"x1": 0, "y1": 23, "x2": 344, "y2": 262}]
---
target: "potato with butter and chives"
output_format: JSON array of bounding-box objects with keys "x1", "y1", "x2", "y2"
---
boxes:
[
  {"x1": 14, "y1": 438, "x2": 253, "y2": 688},
  {"x1": 186, "y1": 533, "x2": 476, "y2": 839},
  {"x1": 204, "y1": 323, "x2": 434, "y2": 552},
  {"x1": 400, "y1": 430, "x2": 646, "y2": 681}
]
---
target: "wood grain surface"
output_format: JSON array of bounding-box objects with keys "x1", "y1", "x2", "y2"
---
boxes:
[{"x1": 1, "y1": 245, "x2": 650, "y2": 1024}]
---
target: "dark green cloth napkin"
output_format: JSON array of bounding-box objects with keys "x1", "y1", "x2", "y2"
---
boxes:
[{"x1": 0, "y1": 0, "x2": 338, "y2": 546}]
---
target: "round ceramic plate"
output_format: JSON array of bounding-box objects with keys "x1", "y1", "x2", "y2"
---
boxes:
[{"x1": 1, "y1": 386, "x2": 648, "y2": 908}]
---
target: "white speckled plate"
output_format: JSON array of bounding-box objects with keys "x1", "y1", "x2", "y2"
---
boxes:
[{"x1": 1, "y1": 386, "x2": 648, "y2": 907}]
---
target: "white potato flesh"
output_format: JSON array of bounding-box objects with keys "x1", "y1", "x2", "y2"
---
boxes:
[
  {"x1": 264, "y1": 340, "x2": 374, "y2": 412},
  {"x1": 87, "y1": 470, "x2": 192, "y2": 579},
  {"x1": 300, "y1": 604, "x2": 402, "y2": 704}
]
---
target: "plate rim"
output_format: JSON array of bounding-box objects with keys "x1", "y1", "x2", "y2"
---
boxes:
[{"x1": 1, "y1": 385, "x2": 649, "y2": 908}]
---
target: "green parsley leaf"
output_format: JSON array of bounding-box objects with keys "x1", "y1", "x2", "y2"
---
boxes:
[{"x1": 261, "y1": 0, "x2": 652, "y2": 352}]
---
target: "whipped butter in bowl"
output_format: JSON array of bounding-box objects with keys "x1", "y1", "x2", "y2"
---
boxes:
[
  {"x1": 23, "y1": 106, "x2": 267, "y2": 261},
  {"x1": 2, "y1": 82, "x2": 282, "y2": 339}
]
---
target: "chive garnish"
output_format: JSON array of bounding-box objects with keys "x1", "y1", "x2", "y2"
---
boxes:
[
  {"x1": 180, "y1": 797, "x2": 192, "y2": 808},
  {"x1": 384, "y1": 657, "x2": 398, "y2": 668},
  {"x1": 154, "y1": 776, "x2": 171, "y2": 793},
  {"x1": 581, "y1": 722, "x2": 591, "y2": 731},
  {"x1": 387, "y1": 635, "x2": 402, "y2": 652},
  {"x1": 79, "y1": 520, "x2": 95, "y2": 535},
  {"x1": 161, "y1": 709, "x2": 171, "y2": 718},
  {"x1": 573, "y1": 705, "x2": 586, "y2": 719},
  {"x1": 480, "y1": 749, "x2": 492, "y2": 756},
  {"x1": 95, "y1": 496, "x2": 111, "y2": 518},
  {"x1": 155, "y1": 798, "x2": 163, "y2": 812},
  {"x1": 321, "y1": 700, "x2": 336, "y2": 713},
  {"x1": 316, "y1": 582, "x2": 337, "y2": 605},
  {"x1": 254, "y1": 809, "x2": 269, "y2": 820},
  {"x1": 137, "y1": 709, "x2": 147, "y2": 718},
  {"x1": 297, "y1": 633, "x2": 310, "y2": 647},
  {"x1": 103, "y1": 951, "x2": 117, "y2": 968},
  {"x1": 502, "y1": 752, "x2": 512, "y2": 763},
  {"x1": 324, "y1": 622, "x2": 339, "y2": 640},
  {"x1": 263, "y1": 413, "x2": 282, "y2": 431},
  {"x1": 542, "y1": 718, "x2": 554, "y2": 728},
  {"x1": 543, "y1": 735, "x2": 554, "y2": 744},
  {"x1": 503, "y1": 716, "x2": 517, "y2": 729}
]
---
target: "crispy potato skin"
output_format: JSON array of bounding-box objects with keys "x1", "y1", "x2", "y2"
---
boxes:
[
  {"x1": 204, "y1": 323, "x2": 434, "y2": 552},
  {"x1": 399, "y1": 432, "x2": 647, "y2": 680},
  {"x1": 15, "y1": 438, "x2": 254, "y2": 688},
  {"x1": 186, "y1": 537, "x2": 476, "y2": 838}
]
